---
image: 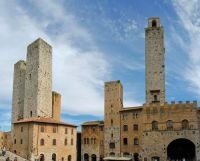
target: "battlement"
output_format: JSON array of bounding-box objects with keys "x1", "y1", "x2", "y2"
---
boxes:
[{"x1": 144, "y1": 100, "x2": 198, "y2": 110}]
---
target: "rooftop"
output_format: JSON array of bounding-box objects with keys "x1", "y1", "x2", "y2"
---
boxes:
[
  {"x1": 82, "y1": 120, "x2": 104, "y2": 126},
  {"x1": 13, "y1": 117, "x2": 77, "y2": 127}
]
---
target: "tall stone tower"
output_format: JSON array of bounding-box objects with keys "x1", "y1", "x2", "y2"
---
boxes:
[
  {"x1": 104, "y1": 80, "x2": 123, "y2": 157},
  {"x1": 12, "y1": 60, "x2": 26, "y2": 122},
  {"x1": 145, "y1": 17, "x2": 165, "y2": 104},
  {"x1": 24, "y1": 38, "x2": 52, "y2": 118}
]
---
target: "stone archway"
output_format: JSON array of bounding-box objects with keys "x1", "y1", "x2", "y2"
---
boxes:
[
  {"x1": 91, "y1": 154, "x2": 97, "y2": 161},
  {"x1": 167, "y1": 138, "x2": 195, "y2": 161},
  {"x1": 84, "y1": 153, "x2": 89, "y2": 161}
]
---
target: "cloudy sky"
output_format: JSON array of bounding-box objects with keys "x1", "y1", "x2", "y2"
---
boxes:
[{"x1": 0, "y1": 0, "x2": 200, "y2": 131}]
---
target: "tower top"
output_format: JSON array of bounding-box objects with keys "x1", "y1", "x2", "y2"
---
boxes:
[{"x1": 147, "y1": 17, "x2": 161, "y2": 28}]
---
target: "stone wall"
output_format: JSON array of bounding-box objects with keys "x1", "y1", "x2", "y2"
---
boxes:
[
  {"x1": 24, "y1": 38, "x2": 52, "y2": 118},
  {"x1": 12, "y1": 60, "x2": 26, "y2": 123},
  {"x1": 145, "y1": 17, "x2": 165, "y2": 104}
]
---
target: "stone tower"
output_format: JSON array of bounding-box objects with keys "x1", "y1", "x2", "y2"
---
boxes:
[
  {"x1": 12, "y1": 60, "x2": 26, "y2": 122},
  {"x1": 23, "y1": 38, "x2": 52, "y2": 118},
  {"x1": 145, "y1": 17, "x2": 165, "y2": 104},
  {"x1": 104, "y1": 80, "x2": 123, "y2": 157}
]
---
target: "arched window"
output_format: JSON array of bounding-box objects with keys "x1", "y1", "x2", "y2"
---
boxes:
[
  {"x1": 182, "y1": 119, "x2": 189, "y2": 129},
  {"x1": 91, "y1": 154, "x2": 97, "y2": 161},
  {"x1": 152, "y1": 20, "x2": 157, "y2": 27},
  {"x1": 134, "y1": 138, "x2": 139, "y2": 145},
  {"x1": 71, "y1": 138, "x2": 73, "y2": 145},
  {"x1": 30, "y1": 111, "x2": 32, "y2": 117},
  {"x1": 84, "y1": 153, "x2": 89, "y2": 161},
  {"x1": 64, "y1": 138, "x2": 67, "y2": 145},
  {"x1": 68, "y1": 155, "x2": 72, "y2": 161},
  {"x1": 14, "y1": 139, "x2": 16, "y2": 144},
  {"x1": 40, "y1": 154, "x2": 45, "y2": 161},
  {"x1": 166, "y1": 120, "x2": 173, "y2": 130},
  {"x1": 40, "y1": 126, "x2": 44, "y2": 132},
  {"x1": 52, "y1": 153, "x2": 56, "y2": 161},
  {"x1": 40, "y1": 139, "x2": 44, "y2": 146},
  {"x1": 152, "y1": 121, "x2": 158, "y2": 131}
]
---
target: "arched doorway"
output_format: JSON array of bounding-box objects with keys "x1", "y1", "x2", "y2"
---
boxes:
[
  {"x1": 84, "y1": 153, "x2": 89, "y2": 161},
  {"x1": 52, "y1": 153, "x2": 56, "y2": 161},
  {"x1": 39, "y1": 154, "x2": 44, "y2": 161},
  {"x1": 68, "y1": 155, "x2": 72, "y2": 161},
  {"x1": 91, "y1": 154, "x2": 97, "y2": 161},
  {"x1": 133, "y1": 153, "x2": 139, "y2": 161},
  {"x1": 167, "y1": 138, "x2": 195, "y2": 160}
]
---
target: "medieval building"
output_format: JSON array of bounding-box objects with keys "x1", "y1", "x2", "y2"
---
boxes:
[
  {"x1": 8, "y1": 38, "x2": 77, "y2": 161},
  {"x1": 81, "y1": 17, "x2": 200, "y2": 161}
]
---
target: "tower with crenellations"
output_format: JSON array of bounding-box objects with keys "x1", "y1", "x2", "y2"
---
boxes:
[{"x1": 145, "y1": 17, "x2": 165, "y2": 104}]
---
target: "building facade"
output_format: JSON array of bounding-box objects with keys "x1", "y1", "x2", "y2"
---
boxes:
[
  {"x1": 81, "y1": 17, "x2": 200, "y2": 161},
  {"x1": 9, "y1": 38, "x2": 77, "y2": 161}
]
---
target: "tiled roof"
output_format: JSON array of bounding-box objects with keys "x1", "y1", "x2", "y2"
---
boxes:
[
  {"x1": 13, "y1": 117, "x2": 77, "y2": 127},
  {"x1": 120, "y1": 106, "x2": 143, "y2": 112},
  {"x1": 82, "y1": 120, "x2": 104, "y2": 126}
]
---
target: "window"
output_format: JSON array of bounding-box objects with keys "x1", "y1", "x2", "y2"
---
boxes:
[
  {"x1": 123, "y1": 125, "x2": 128, "y2": 131},
  {"x1": 21, "y1": 127, "x2": 23, "y2": 132},
  {"x1": 87, "y1": 138, "x2": 89, "y2": 144},
  {"x1": 71, "y1": 129, "x2": 73, "y2": 135},
  {"x1": 109, "y1": 142, "x2": 115, "y2": 149},
  {"x1": 134, "y1": 138, "x2": 139, "y2": 145},
  {"x1": 111, "y1": 119, "x2": 113, "y2": 126},
  {"x1": 41, "y1": 126, "x2": 44, "y2": 133},
  {"x1": 30, "y1": 111, "x2": 32, "y2": 117},
  {"x1": 152, "y1": 20, "x2": 157, "y2": 27},
  {"x1": 40, "y1": 139, "x2": 44, "y2": 146},
  {"x1": 133, "y1": 112, "x2": 139, "y2": 119},
  {"x1": 152, "y1": 121, "x2": 158, "y2": 131},
  {"x1": 94, "y1": 138, "x2": 96, "y2": 144},
  {"x1": 111, "y1": 133, "x2": 113, "y2": 138},
  {"x1": 53, "y1": 139, "x2": 56, "y2": 145},
  {"x1": 182, "y1": 119, "x2": 189, "y2": 130},
  {"x1": 154, "y1": 95, "x2": 157, "y2": 101},
  {"x1": 122, "y1": 113, "x2": 128, "y2": 120},
  {"x1": 123, "y1": 138, "x2": 128, "y2": 145},
  {"x1": 65, "y1": 128, "x2": 68, "y2": 134},
  {"x1": 84, "y1": 138, "x2": 86, "y2": 144},
  {"x1": 71, "y1": 138, "x2": 73, "y2": 145},
  {"x1": 53, "y1": 127, "x2": 57, "y2": 133},
  {"x1": 166, "y1": 120, "x2": 173, "y2": 130},
  {"x1": 133, "y1": 124, "x2": 138, "y2": 131},
  {"x1": 20, "y1": 139, "x2": 23, "y2": 144},
  {"x1": 14, "y1": 139, "x2": 16, "y2": 144},
  {"x1": 65, "y1": 139, "x2": 67, "y2": 145}
]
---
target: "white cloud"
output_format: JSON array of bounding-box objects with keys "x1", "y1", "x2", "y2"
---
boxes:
[
  {"x1": 171, "y1": 0, "x2": 200, "y2": 95},
  {"x1": 0, "y1": 0, "x2": 109, "y2": 116}
]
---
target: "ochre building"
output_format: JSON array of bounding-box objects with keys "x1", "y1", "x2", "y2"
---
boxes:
[
  {"x1": 81, "y1": 17, "x2": 200, "y2": 161},
  {"x1": 5, "y1": 38, "x2": 77, "y2": 161}
]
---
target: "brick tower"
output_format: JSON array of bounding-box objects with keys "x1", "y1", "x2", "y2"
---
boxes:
[
  {"x1": 104, "y1": 80, "x2": 123, "y2": 157},
  {"x1": 23, "y1": 38, "x2": 52, "y2": 118},
  {"x1": 145, "y1": 17, "x2": 165, "y2": 104}
]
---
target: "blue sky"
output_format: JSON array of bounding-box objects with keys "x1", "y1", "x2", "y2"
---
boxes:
[{"x1": 0, "y1": 0, "x2": 200, "y2": 131}]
